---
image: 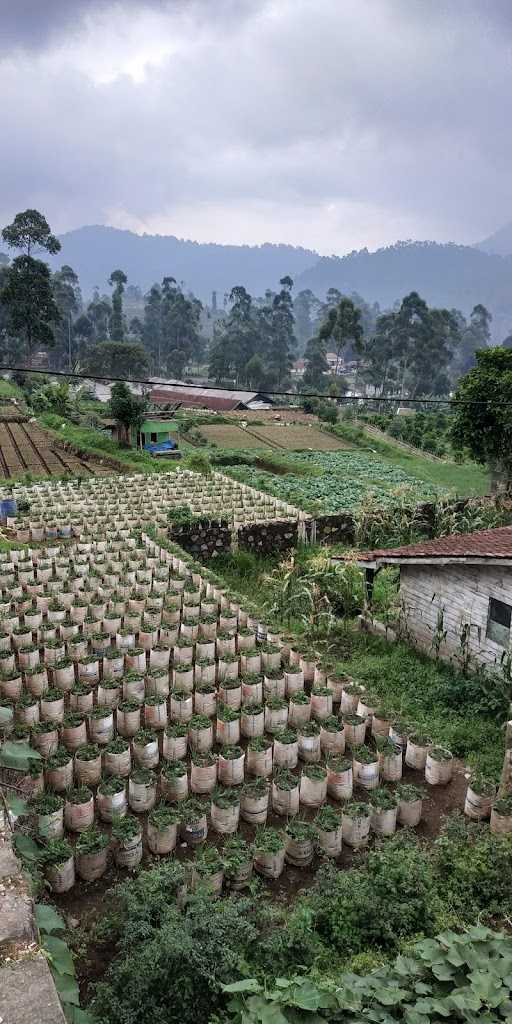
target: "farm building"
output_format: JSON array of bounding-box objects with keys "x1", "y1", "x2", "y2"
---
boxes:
[
  {"x1": 149, "y1": 385, "x2": 272, "y2": 412},
  {"x1": 345, "y1": 526, "x2": 512, "y2": 673}
]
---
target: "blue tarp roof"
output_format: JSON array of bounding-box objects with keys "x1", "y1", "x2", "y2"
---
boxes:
[{"x1": 143, "y1": 439, "x2": 178, "y2": 454}]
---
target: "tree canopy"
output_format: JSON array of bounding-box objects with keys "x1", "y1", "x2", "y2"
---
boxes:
[
  {"x1": 110, "y1": 381, "x2": 148, "y2": 446},
  {"x1": 82, "y1": 340, "x2": 150, "y2": 379},
  {"x1": 1, "y1": 209, "x2": 61, "y2": 258},
  {"x1": 451, "y1": 346, "x2": 512, "y2": 489}
]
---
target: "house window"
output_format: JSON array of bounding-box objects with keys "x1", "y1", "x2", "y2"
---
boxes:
[
  {"x1": 487, "y1": 597, "x2": 512, "y2": 647},
  {"x1": 150, "y1": 432, "x2": 158, "y2": 443}
]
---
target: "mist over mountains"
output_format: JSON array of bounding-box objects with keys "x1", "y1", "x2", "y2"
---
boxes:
[
  {"x1": 46, "y1": 226, "x2": 318, "y2": 304},
  {"x1": 4, "y1": 222, "x2": 512, "y2": 341}
]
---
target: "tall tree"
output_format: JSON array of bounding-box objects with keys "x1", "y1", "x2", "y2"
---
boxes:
[
  {"x1": 110, "y1": 381, "x2": 147, "y2": 447},
  {"x1": 453, "y1": 304, "x2": 492, "y2": 378},
  {"x1": 1, "y1": 209, "x2": 62, "y2": 363},
  {"x1": 155, "y1": 277, "x2": 203, "y2": 376},
  {"x1": 364, "y1": 292, "x2": 460, "y2": 400},
  {"x1": 73, "y1": 313, "x2": 94, "y2": 364},
  {"x1": 1, "y1": 209, "x2": 60, "y2": 258},
  {"x1": 87, "y1": 293, "x2": 112, "y2": 341},
  {"x1": 82, "y1": 340, "x2": 149, "y2": 379},
  {"x1": 208, "y1": 285, "x2": 258, "y2": 383},
  {"x1": 451, "y1": 347, "x2": 512, "y2": 491},
  {"x1": 293, "y1": 289, "x2": 322, "y2": 355},
  {"x1": 268, "y1": 276, "x2": 295, "y2": 387},
  {"x1": 51, "y1": 265, "x2": 82, "y2": 369},
  {"x1": 143, "y1": 284, "x2": 163, "y2": 371},
  {"x1": 109, "y1": 269, "x2": 127, "y2": 342},
  {"x1": 318, "y1": 296, "x2": 363, "y2": 374},
  {"x1": 302, "y1": 335, "x2": 329, "y2": 391}
]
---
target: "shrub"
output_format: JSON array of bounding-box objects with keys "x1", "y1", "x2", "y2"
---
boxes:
[
  {"x1": 311, "y1": 833, "x2": 435, "y2": 955},
  {"x1": 91, "y1": 885, "x2": 257, "y2": 1024},
  {"x1": 433, "y1": 813, "x2": 512, "y2": 922}
]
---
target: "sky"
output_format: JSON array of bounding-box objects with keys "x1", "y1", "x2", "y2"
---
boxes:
[{"x1": 1, "y1": 0, "x2": 511, "y2": 255}]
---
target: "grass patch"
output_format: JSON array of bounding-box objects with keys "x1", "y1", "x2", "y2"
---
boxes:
[
  {"x1": 39, "y1": 414, "x2": 181, "y2": 475},
  {"x1": 331, "y1": 629, "x2": 506, "y2": 777},
  {"x1": 0, "y1": 378, "x2": 24, "y2": 400},
  {"x1": 331, "y1": 422, "x2": 490, "y2": 496}
]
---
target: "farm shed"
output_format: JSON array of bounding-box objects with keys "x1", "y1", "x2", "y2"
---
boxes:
[
  {"x1": 339, "y1": 526, "x2": 512, "y2": 673},
  {"x1": 150, "y1": 386, "x2": 272, "y2": 412}
]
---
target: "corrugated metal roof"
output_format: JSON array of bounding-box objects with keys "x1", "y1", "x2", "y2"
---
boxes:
[
  {"x1": 150, "y1": 389, "x2": 243, "y2": 412},
  {"x1": 344, "y1": 525, "x2": 512, "y2": 564},
  {"x1": 149, "y1": 380, "x2": 268, "y2": 404}
]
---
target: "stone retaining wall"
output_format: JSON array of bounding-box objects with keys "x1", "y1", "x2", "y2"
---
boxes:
[
  {"x1": 169, "y1": 518, "x2": 232, "y2": 559},
  {"x1": 238, "y1": 518, "x2": 299, "y2": 555}
]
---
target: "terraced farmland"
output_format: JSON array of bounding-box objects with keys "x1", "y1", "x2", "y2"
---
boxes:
[
  {"x1": 196, "y1": 423, "x2": 267, "y2": 449},
  {"x1": 198, "y1": 422, "x2": 352, "y2": 451},
  {"x1": 0, "y1": 420, "x2": 111, "y2": 478},
  {"x1": 221, "y1": 450, "x2": 446, "y2": 513},
  {"x1": 244, "y1": 424, "x2": 352, "y2": 451}
]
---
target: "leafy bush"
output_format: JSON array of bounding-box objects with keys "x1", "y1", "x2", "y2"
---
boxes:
[
  {"x1": 433, "y1": 814, "x2": 512, "y2": 922},
  {"x1": 91, "y1": 871, "x2": 257, "y2": 1024},
  {"x1": 311, "y1": 834, "x2": 435, "y2": 956}
]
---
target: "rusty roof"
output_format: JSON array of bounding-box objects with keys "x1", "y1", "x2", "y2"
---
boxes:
[
  {"x1": 150, "y1": 389, "x2": 243, "y2": 412},
  {"x1": 340, "y1": 525, "x2": 512, "y2": 565}
]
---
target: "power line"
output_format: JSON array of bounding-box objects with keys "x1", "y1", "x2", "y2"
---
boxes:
[{"x1": 1, "y1": 363, "x2": 511, "y2": 408}]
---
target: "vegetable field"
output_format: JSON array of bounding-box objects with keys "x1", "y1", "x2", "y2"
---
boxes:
[
  {"x1": 221, "y1": 451, "x2": 446, "y2": 513},
  {"x1": 197, "y1": 423, "x2": 352, "y2": 451},
  {"x1": 0, "y1": 415, "x2": 111, "y2": 479},
  {"x1": 197, "y1": 424, "x2": 268, "y2": 449}
]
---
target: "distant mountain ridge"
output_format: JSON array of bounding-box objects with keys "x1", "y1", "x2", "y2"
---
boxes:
[
  {"x1": 477, "y1": 221, "x2": 512, "y2": 256},
  {"x1": 46, "y1": 225, "x2": 319, "y2": 302},
  {"x1": 295, "y1": 240, "x2": 512, "y2": 340},
  {"x1": 2, "y1": 224, "x2": 512, "y2": 341}
]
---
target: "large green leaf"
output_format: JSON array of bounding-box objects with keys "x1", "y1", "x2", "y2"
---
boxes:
[
  {"x1": 430, "y1": 961, "x2": 455, "y2": 982},
  {"x1": 44, "y1": 935, "x2": 75, "y2": 976},
  {"x1": 35, "y1": 903, "x2": 66, "y2": 935},
  {"x1": 0, "y1": 740, "x2": 41, "y2": 769},
  {"x1": 288, "y1": 980, "x2": 322, "y2": 1011},
  {"x1": 223, "y1": 979, "x2": 262, "y2": 994},
  {"x1": 14, "y1": 833, "x2": 41, "y2": 863},
  {"x1": 53, "y1": 973, "x2": 80, "y2": 1006},
  {"x1": 376, "y1": 987, "x2": 409, "y2": 1006}
]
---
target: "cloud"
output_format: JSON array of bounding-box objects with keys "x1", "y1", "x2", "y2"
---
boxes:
[{"x1": 0, "y1": 0, "x2": 511, "y2": 254}]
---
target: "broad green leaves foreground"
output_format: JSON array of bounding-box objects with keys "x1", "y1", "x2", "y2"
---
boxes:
[{"x1": 224, "y1": 926, "x2": 512, "y2": 1024}]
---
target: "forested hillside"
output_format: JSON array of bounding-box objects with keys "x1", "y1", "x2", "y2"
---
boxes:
[
  {"x1": 43, "y1": 226, "x2": 318, "y2": 302},
  {"x1": 296, "y1": 240, "x2": 512, "y2": 340}
]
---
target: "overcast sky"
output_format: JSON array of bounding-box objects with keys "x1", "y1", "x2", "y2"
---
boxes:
[{"x1": 1, "y1": 0, "x2": 511, "y2": 255}]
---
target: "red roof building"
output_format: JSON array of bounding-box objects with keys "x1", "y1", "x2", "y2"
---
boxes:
[{"x1": 341, "y1": 526, "x2": 512, "y2": 673}]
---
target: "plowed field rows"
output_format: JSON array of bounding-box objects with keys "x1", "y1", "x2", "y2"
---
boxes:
[
  {"x1": 0, "y1": 421, "x2": 109, "y2": 479},
  {"x1": 246, "y1": 425, "x2": 352, "y2": 450},
  {"x1": 197, "y1": 424, "x2": 269, "y2": 448},
  {"x1": 198, "y1": 422, "x2": 352, "y2": 451}
]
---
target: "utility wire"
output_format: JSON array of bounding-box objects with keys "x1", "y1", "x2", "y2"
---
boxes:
[{"x1": 1, "y1": 363, "x2": 511, "y2": 408}]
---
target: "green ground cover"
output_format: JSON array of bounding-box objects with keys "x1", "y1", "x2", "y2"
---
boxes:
[
  {"x1": 218, "y1": 449, "x2": 447, "y2": 513},
  {"x1": 331, "y1": 422, "x2": 490, "y2": 496}
]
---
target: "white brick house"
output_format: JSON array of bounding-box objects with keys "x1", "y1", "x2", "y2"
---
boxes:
[{"x1": 347, "y1": 526, "x2": 512, "y2": 674}]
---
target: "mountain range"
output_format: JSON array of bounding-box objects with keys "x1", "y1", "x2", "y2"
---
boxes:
[
  {"x1": 3, "y1": 222, "x2": 512, "y2": 340},
  {"x1": 46, "y1": 226, "x2": 317, "y2": 305}
]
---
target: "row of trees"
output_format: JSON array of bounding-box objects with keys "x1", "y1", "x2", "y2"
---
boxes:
[
  {"x1": 0, "y1": 209, "x2": 505, "y2": 397},
  {"x1": 207, "y1": 278, "x2": 295, "y2": 389},
  {"x1": 0, "y1": 211, "x2": 204, "y2": 380}
]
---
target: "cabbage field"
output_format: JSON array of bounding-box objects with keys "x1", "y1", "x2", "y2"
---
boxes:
[{"x1": 220, "y1": 451, "x2": 446, "y2": 513}]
